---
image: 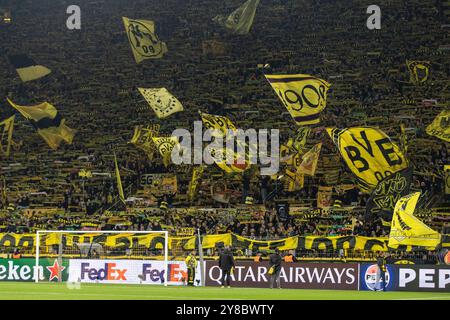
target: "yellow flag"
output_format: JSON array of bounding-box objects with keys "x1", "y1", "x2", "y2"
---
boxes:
[
  {"x1": 406, "y1": 60, "x2": 430, "y2": 85},
  {"x1": 162, "y1": 176, "x2": 178, "y2": 193},
  {"x1": 138, "y1": 88, "x2": 183, "y2": 118},
  {"x1": 214, "y1": 151, "x2": 249, "y2": 173},
  {"x1": 114, "y1": 153, "x2": 125, "y2": 202},
  {"x1": 129, "y1": 124, "x2": 160, "y2": 160},
  {"x1": 200, "y1": 112, "x2": 237, "y2": 136},
  {"x1": 78, "y1": 169, "x2": 92, "y2": 179},
  {"x1": 8, "y1": 54, "x2": 51, "y2": 83},
  {"x1": 327, "y1": 127, "x2": 408, "y2": 193},
  {"x1": 7, "y1": 98, "x2": 75, "y2": 150},
  {"x1": 265, "y1": 74, "x2": 330, "y2": 125},
  {"x1": 426, "y1": 110, "x2": 450, "y2": 142},
  {"x1": 188, "y1": 166, "x2": 205, "y2": 201},
  {"x1": 280, "y1": 144, "x2": 292, "y2": 163},
  {"x1": 284, "y1": 168, "x2": 304, "y2": 192},
  {"x1": 296, "y1": 143, "x2": 321, "y2": 176},
  {"x1": 293, "y1": 127, "x2": 310, "y2": 151},
  {"x1": 0, "y1": 115, "x2": 14, "y2": 157},
  {"x1": 388, "y1": 192, "x2": 441, "y2": 249},
  {"x1": 317, "y1": 186, "x2": 333, "y2": 208},
  {"x1": 200, "y1": 112, "x2": 249, "y2": 173},
  {"x1": 152, "y1": 136, "x2": 179, "y2": 167},
  {"x1": 213, "y1": 0, "x2": 260, "y2": 35},
  {"x1": 123, "y1": 17, "x2": 168, "y2": 63}
]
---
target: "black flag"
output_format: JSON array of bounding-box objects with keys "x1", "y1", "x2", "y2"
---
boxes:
[{"x1": 365, "y1": 167, "x2": 413, "y2": 223}]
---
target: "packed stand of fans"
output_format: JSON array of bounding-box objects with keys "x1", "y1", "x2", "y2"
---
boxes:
[{"x1": 0, "y1": 0, "x2": 448, "y2": 247}]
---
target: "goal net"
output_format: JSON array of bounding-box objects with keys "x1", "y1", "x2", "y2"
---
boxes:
[{"x1": 34, "y1": 230, "x2": 185, "y2": 285}]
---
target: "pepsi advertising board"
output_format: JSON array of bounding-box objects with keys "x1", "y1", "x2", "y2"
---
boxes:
[
  {"x1": 359, "y1": 263, "x2": 396, "y2": 291},
  {"x1": 395, "y1": 265, "x2": 450, "y2": 292}
]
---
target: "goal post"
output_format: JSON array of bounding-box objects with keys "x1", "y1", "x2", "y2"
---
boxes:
[{"x1": 35, "y1": 230, "x2": 169, "y2": 285}]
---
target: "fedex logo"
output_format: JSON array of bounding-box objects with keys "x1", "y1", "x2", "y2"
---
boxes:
[
  {"x1": 142, "y1": 264, "x2": 165, "y2": 283},
  {"x1": 168, "y1": 263, "x2": 187, "y2": 283},
  {"x1": 141, "y1": 263, "x2": 187, "y2": 283},
  {"x1": 81, "y1": 263, "x2": 127, "y2": 281}
]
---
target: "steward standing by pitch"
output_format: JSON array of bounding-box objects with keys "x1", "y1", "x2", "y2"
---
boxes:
[
  {"x1": 269, "y1": 248, "x2": 282, "y2": 289},
  {"x1": 219, "y1": 247, "x2": 235, "y2": 288},
  {"x1": 185, "y1": 250, "x2": 197, "y2": 286}
]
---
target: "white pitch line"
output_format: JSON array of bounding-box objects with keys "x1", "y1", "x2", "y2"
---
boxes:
[
  {"x1": 0, "y1": 290, "x2": 245, "y2": 300},
  {"x1": 394, "y1": 296, "x2": 450, "y2": 300}
]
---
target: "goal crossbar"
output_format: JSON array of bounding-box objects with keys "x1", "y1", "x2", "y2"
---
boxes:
[{"x1": 35, "y1": 230, "x2": 169, "y2": 285}]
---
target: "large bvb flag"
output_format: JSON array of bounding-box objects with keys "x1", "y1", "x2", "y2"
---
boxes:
[
  {"x1": 327, "y1": 127, "x2": 408, "y2": 193},
  {"x1": 7, "y1": 99, "x2": 75, "y2": 150},
  {"x1": 265, "y1": 74, "x2": 331, "y2": 126},
  {"x1": 388, "y1": 192, "x2": 441, "y2": 249},
  {"x1": 123, "y1": 17, "x2": 168, "y2": 63},
  {"x1": 8, "y1": 54, "x2": 51, "y2": 82},
  {"x1": 213, "y1": 0, "x2": 260, "y2": 35}
]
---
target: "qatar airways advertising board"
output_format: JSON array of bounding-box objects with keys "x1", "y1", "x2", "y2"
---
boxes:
[{"x1": 204, "y1": 261, "x2": 359, "y2": 290}]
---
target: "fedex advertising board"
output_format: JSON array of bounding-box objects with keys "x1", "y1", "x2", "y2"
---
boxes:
[{"x1": 68, "y1": 260, "x2": 189, "y2": 285}]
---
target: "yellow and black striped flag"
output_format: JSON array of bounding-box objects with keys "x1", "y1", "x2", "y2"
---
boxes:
[
  {"x1": 265, "y1": 74, "x2": 330, "y2": 125},
  {"x1": 8, "y1": 54, "x2": 51, "y2": 82},
  {"x1": 7, "y1": 98, "x2": 75, "y2": 150}
]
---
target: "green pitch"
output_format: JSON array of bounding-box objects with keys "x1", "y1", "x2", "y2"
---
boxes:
[{"x1": 0, "y1": 282, "x2": 449, "y2": 300}]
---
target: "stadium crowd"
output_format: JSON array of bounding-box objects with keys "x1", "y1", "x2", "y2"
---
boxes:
[{"x1": 0, "y1": 0, "x2": 449, "y2": 256}]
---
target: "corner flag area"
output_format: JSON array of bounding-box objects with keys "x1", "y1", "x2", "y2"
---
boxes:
[{"x1": 0, "y1": 283, "x2": 448, "y2": 300}]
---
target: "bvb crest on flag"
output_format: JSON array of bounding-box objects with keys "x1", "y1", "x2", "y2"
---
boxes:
[
  {"x1": 406, "y1": 60, "x2": 430, "y2": 85},
  {"x1": 426, "y1": 110, "x2": 450, "y2": 142},
  {"x1": 123, "y1": 17, "x2": 168, "y2": 64},
  {"x1": 327, "y1": 127, "x2": 408, "y2": 193},
  {"x1": 129, "y1": 124, "x2": 160, "y2": 160},
  {"x1": 152, "y1": 136, "x2": 179, "y2": 167},
  {"x1": 265, "y1": 74, "x2": 331, "y2": 126},
  {"x1": 199, "y1": 111, "x2": 237, "y2": 136},
  {"x1": 138, "y1": 88, "x2": 183, "y2": 119}
]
